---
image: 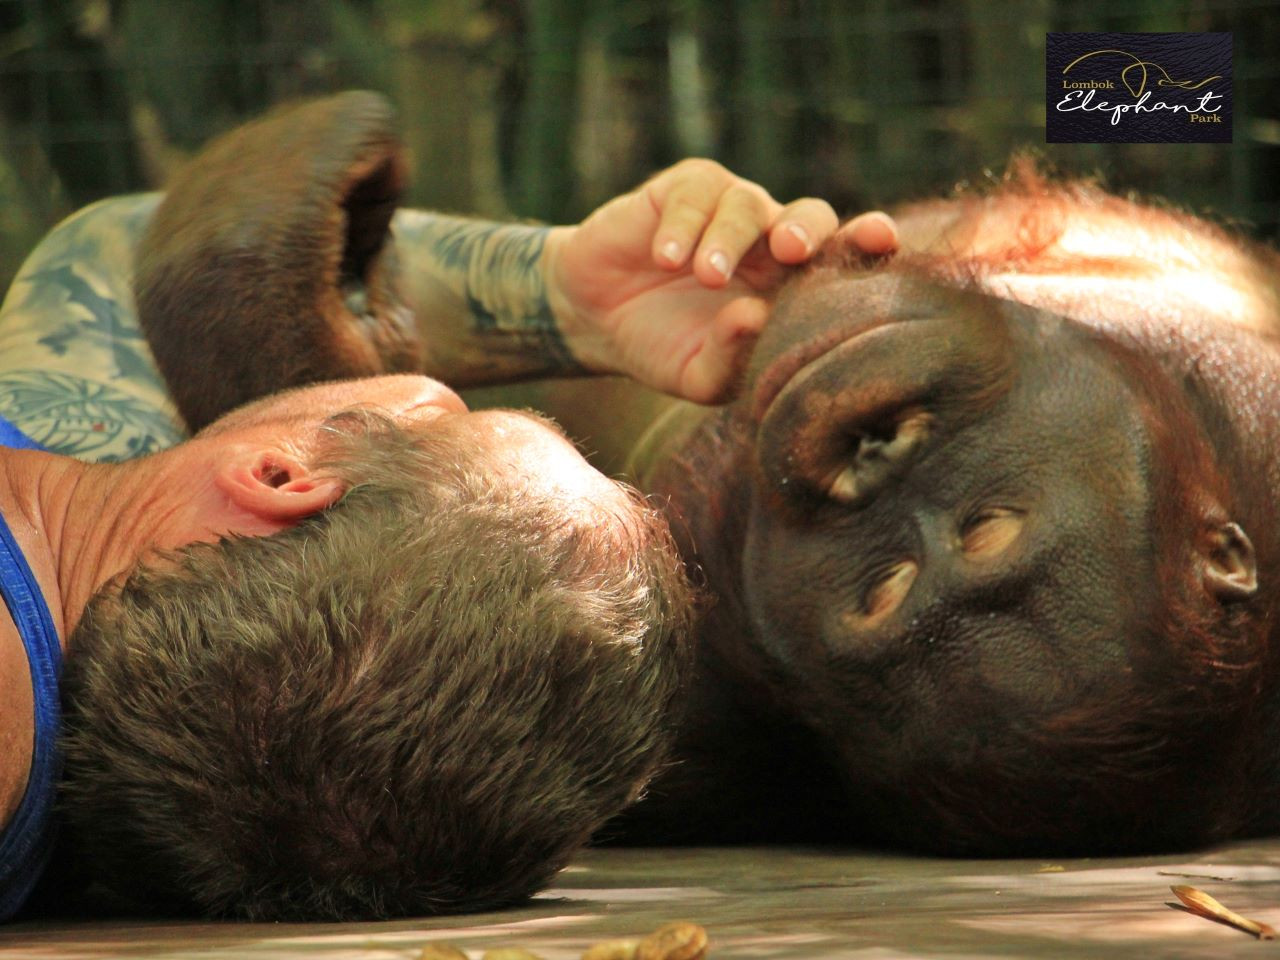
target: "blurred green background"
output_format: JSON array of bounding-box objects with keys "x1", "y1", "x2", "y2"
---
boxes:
[{"x1": 0, "y1": 0, "x2": 1276, "y2": 293}]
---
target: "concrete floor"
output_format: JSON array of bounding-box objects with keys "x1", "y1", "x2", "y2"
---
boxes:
[{"x1": 3, "y1": 842, "x2": 1279, "y2": 959}]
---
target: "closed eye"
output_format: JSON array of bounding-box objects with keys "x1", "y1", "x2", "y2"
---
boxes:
[
  {"x1": 862, "y1": 560, "x2": 918, "y2": 621},
  {"x1": 960, "y1": 508, "x2": 1025, "y2": 557}
]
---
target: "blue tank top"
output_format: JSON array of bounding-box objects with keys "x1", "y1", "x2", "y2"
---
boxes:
[{"x1": 0, "y1": 414, "x2": 61, "y2": 921}]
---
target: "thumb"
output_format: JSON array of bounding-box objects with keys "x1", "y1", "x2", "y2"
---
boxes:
[{"x1": 678, "y1": 297, "x2": 768, "y2": 404}]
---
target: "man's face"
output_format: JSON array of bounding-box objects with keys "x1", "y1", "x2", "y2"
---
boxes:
[
  {"x1": 194, "y1": 373, "x2": 467, "y2": 434},
  {"x1": 197, "y1": 373, "x2": 630, "y2": 513}
]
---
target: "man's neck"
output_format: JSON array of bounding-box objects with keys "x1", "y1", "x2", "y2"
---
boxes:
[
  {"x1": 0, "y1": 434, "x2": 293, "y2": 830},
  {"x1": 0, "y1": 448, "x2": 198, "y2": 648}
]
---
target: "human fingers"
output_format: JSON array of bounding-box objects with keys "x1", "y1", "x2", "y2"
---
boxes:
[
  {"x1": 648, "y1": 159, "x2": 787, "y2": 286},
  {"x1": 767, "y1": 197, "x2": 840, "y2": 263},
  {"x1": 687, "y1": 182, "x2": 780, "y2": 288},
  {"x1": 649, "y1": 159, "x2": 743, "y2": 270},
  {"x1": 836, "y1": 210, "x2": 899, "y2": 255}
]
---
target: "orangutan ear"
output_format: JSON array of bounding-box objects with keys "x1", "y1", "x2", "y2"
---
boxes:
[
  {"x1": 215, "y1": 449, "x2": 346, "y2": 523},
  {"x1": 1203, "y1": 522, "x2": 1257, "y2": 602}
]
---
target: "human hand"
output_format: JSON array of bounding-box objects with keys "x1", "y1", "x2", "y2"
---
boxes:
[{"x1": 545, "y1": 158, "x2": 897, "y2": 403}]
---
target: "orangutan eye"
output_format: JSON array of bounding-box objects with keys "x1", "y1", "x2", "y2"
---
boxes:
[
  {"x1": 863, "y1": 560, "x2": 919, "y2": 619},
  {"x1": 841, "y1": 559, "x2": 918, "y2": 632},
  {"x1": 959, "y1": 507, "x2": 1024, "y2": 557}
]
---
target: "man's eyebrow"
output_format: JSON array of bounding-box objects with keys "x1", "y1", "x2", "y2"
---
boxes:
[
  {"x1": 503, "y1": 407, "x2": 573, "y2": 441},
  {"x1": 197, "y1": 381, "x2": 335, "y2": 436}
]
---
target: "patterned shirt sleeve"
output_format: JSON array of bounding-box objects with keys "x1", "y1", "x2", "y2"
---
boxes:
[{"x1": 0, "y1": 195, "x2": 187, "y2": 462}]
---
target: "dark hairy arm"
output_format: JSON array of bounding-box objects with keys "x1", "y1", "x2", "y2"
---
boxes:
[{"x1": 133, "y1": 92, "x2": 597, "y2": 430}]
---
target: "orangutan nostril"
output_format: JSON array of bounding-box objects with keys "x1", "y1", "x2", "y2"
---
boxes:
[
  {"x1": 827, "y1": 410, "x2": 933, "y2": 505},
  {"x1": 828, "y1": 464, "x2": 861, "y2": 502}
]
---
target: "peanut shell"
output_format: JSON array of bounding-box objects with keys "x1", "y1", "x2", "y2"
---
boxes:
[
  {"x1": 418, "y1": 945, "x2": 470, "y2": 960},
  {"x1": 581, "y1": 938, "x2": 640, "y2": 960},
  {"x1": 636, "y1": 922, "x2": 709, "y2": 960}
]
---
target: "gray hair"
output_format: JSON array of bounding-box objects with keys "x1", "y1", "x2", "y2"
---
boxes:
[{"x1": 60, "y1": 411, "x2": 695, "y2": 920}]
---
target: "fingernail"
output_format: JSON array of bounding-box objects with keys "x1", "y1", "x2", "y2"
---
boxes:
[
  {"x1": 785, "y1": 222, "x2": 812, "y2": 254},
  {"x1": 864, "y1": 211, "x2": 896, "y2": 232},
  {"x1": 859, "y1": 211, "x2": 898, "y2": 242},
  {"x1": 708, "y1": 249, "x2": 731, "y2": 279},
  {"x1": 661, "y1": 240, "x2": 683, "y2": 264}
]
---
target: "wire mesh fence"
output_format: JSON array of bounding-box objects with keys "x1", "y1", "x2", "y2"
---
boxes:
[{"x1": 1, "y1": 0, "x2": 1277, "y2": 291}]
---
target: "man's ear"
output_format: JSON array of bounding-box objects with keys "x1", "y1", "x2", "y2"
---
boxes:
[
  {"x1": 1203, "y1": 521, "x2": 1257, "y2": 602},
  {"x1": 215, "y1": 448, "x2": 346, "y2": 522}
]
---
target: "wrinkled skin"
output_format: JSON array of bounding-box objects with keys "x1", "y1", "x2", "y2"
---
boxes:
[{"x1": 543, "y1": 175, "x2": 1280, "y2": 854}]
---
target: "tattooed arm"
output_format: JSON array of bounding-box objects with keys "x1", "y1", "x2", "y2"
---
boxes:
[
  {"x1": 133, "y1": 94, "x2": 897, "y2": 427},
  {"x1": 395, "y1": 160, "x2": 898, "y2": 404},
  {"x1": 392, "y1": 215, "x2": 581, "y2": 384}
]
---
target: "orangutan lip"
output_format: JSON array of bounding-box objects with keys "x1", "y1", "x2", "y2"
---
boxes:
[{"x1": 750, "y1": 316, "x2": 905, "y2": 423}]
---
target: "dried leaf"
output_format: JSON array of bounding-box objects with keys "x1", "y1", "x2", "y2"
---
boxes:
[{"x1": 1170, "y1": 885, "x2": 1276, "y2": 940}]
